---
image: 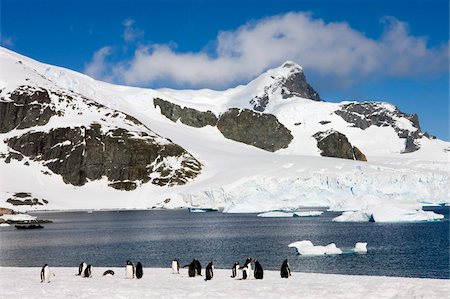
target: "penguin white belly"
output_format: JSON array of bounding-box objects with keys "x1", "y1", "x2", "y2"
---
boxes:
[
  {"x1": 171, "y1": 261, "x2": 179, "y2": 274},
  {"x1": 42, "y1": 267, "x2": 50, "y2": 283},
  {"x1": 126, "y1": 265, "x2": 134, "y2": 279}
]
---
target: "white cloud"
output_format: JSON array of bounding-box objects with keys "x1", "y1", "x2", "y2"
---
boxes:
[
  {"x1": 84, "y1": 46, "x2": 113, "y2": 81},
  {"x1": 122, "y1": 18, "x2": 144, "y2": 42},
  {"x1": 85, "y1": 12, "x2": 449, "y2": 89}
]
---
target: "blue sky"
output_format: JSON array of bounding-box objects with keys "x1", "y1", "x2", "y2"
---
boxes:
[{"x1": 1, "y1": 0, "x2": 448, "y2": 139}]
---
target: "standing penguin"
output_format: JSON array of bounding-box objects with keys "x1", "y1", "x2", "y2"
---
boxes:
[
  {"x1": 76, "y1": 262, "x2": 87, "y2": 276},
  {"x1": 205, "y1": 261, "x2": 214, "y2": 281},
  {"x1": 40, "y1": 264, "x2": 51, "y2": 283},
  {"x1": 254, "y1": 260, "x2": 263, "y2": 279},
  {"x1": 136, "y1": 262, "x2": 143, "y2": 279},
  {"x1": 280, "y1": 259, "x2": 291, "y2": 278},
  {"x1": 172, "y1": 259, "x2": 180, "y2": 274},
  {"x1": 125, "y1": 260, "x2": 135, "y2": 279},
  {"x1": 83, "y1": 265, "x2": 92, "y2": 278},
  {"x1": 194, "y1": 259, "x2": 202, "y2": 276},
  {"x1": 186, "y1": 259, "x2": 196, "y2": 277},
  {"x1": 231, "y1": 262, "x2": 239, "y2": 278},
  {"x1": 240, "y1": 257, "x2": 252, "y2": 280}
]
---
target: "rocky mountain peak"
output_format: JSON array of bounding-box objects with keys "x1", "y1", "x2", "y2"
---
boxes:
[{"x1": 250, "y1": 61, "x2": 321, "y2": 112}]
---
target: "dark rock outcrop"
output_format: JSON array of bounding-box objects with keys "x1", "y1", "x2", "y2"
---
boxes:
[
  {"x1": 154, "y1": 98, "x2": 293, "y2": 152},
  {"x1": 154, "y1": 97, "x2": 218, "y2": 128},
  {"x1": 313, "y1": 130, "x2": 367, "y2": 161},
  {"x1": 217, "y1": 108, "x2": 293, "y2": 152},
  {"x1": 0, "y1": 86, "x2": 56, "y2": 133},
  {"x1": 335, "y1": 102, "x2": 427, "y2": 153},
  {"x1": 6, "y1": 124, "x2": 202, "y2": 190},
  {"x1": 250, "y1": 62, "x2": 321, "y2": 111},
  {"x1": 6, "y1": 192, "x2": 48, "y2": 206},
  {"x1": 280, "y1": 62, "x2": 321, "y2": 101}
]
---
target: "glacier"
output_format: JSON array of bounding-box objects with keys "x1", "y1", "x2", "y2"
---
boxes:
[{"x1": 0, "y1": 46, "x2": 448, "y2": 216}]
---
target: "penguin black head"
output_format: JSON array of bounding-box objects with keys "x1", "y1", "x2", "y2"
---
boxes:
[
  {"x1": 43, "y1": 264, "x2": 48, "y2": 267},
  {"x1": 126, "y1": 260, "x2": 132, "y2": 265}
]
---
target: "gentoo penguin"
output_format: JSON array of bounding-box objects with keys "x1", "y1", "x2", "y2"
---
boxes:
[
  {"x1": 194, "y1": 259, "x2": 202, "y2": 276},
  {"x1": 280, "y1": 259, "x2": 291, "y2": 278},
  {"x1": 136, "y1": 262, "x2": 143, "y2": 279},
  {"x1": 125, "y1": 260, "x2": 135, "y2": 279},
  {"x1": 254, "y1": 260, "x2": 263, "y2": 279},
  {"x1": 76, "y1": 262, "x2": 87, "y2": 276},
  {"x1": 103, "y1": 270, "x2": 115, "y2": 276},
  {"x1": 231, "y1": 262, "x2": 239, "y2": 278},
  {"x1": 241, "y1": 257, "x2": 252, "y2": 280},
  {"x1": 186, "y1": 259, "x2": 196, "y2": 277},
  {"x1": 172, "y1": 259, "x2": 180, "y2": 274},
  {"x1": 83, "y1": 265, "x2": 92, "y2": 278},
  {"x1": 40, "y1": 264, "x2": 50, "y2": 283},
  {"x1": 205, "y1": 261, "x2": 214, "y2": 281}
]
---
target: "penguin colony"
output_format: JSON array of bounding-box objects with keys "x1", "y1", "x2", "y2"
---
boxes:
[{"x1": 40, "y1": 258, "x2": 292, "y2": 282}]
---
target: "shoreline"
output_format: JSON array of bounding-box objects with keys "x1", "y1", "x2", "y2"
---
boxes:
[{"x1": 1, "y1": 267, "x2": 448, "y2": 298}]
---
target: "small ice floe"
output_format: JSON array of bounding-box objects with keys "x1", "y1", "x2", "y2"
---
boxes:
[
  {"x1": 0, "y1": 223, "x2": 10, "y2": 227},
  {"x1": 257, "y1": 212, "x2": 294, "y2": 217},
  {"x1": 0, "y1": 213, "x2": 37, "y2": 222},
  {"x1": 257, "y1": 211, "x2": 323, "y2": 218},
  {"x1": 288, "y1": 240, "x2": 368, "y2": 255},
  {"x1": 293, "y1": 211, "x2": 323, "y2": 217}
]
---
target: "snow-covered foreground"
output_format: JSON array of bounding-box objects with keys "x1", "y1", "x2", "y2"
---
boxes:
[{"x1": 1, "y1": 267, "x2": 448, "y2": 299}]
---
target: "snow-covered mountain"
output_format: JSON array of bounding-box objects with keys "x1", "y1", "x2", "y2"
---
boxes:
[{"x1": 0, "y1": 47, "x2": 448, "y2": 217}]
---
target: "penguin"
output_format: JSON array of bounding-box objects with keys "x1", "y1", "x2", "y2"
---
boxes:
[
  {"x1": 186, "y1": 259, "x2": 196, "y2": 277},
  {"x1": 254, "y1": 260, "x2": 263, "y2": 279},
  {"x1": 194, "y1": 259, "x2": 202, "y2": 276},
  {"x1": 172, "y1": 259, "x2": 180, "y2": 274},
  {"x1": 205, "y1": 261, "x2": 213, "y2": 281},
  {"x1": 231, "y1": 262, "x2": 239, "y2": 278},
  {"x1": 240, "y1": 257, "x2": 252, "y2": 280},
  {"x1": 125, "y1": 260, "x2": 135, "y2": 279},
  {"x1": 76, "y1": 262, "x2": 87, "y2": 276},
  {"x1": 280, "y1": 259, "x2": 291, "y2": 278},
  {"x1": 40, "y1": 264, "x2": 50, "y2": 283},
  {"x1": 83, "y1": 265, "x2": 92, "y2": 278},
  {"x1": 103, "y1": 270, "x2": 115, "y2": 276},
  {"x1": 136, "y1": 262, "x2": 143, "y2": 279}
]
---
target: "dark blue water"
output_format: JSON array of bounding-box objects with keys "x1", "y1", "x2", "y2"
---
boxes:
[{"x1": 0, "y1": 206, "x2": 448, "y2": 279}]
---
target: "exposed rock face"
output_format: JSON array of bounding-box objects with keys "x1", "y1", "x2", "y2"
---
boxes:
[
  {"x1": 154, "y1": 98, "x2": 293, "y2": 152},
  {"x1": 0, "y1": 86, "x2": 57, "y2": 133},
  {"x1": 313, "y1": 130, "x2": 367, "y2": 161},
  {"x1": 1, "y1": 85, "x2": 203, "y2": 190},
  {"x1": 280, "y1": 62, "x2": 321, "y2": 101},
  {"x1": 217, "y1": 108, "x2": 293, "y2": 152},
  {"x1": 154, "y1": 97, "x2": 218, "y2": 127},
  {"x1": 6, "y1": 192, "x2": 48, "y2": 206},
  {"x1": 6, "y1": 124, "x2": 201, "y2": 190},
  {"x1": 335, "y1": 102, "x2": 427, "y2": 153},
  {"x1": 250, "y1": 62, "x2": 321, "y2": 112}
]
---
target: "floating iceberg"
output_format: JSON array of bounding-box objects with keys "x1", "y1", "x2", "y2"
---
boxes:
[
  {"x1": 288, "y1": 240, "x2": 368, "y2": 255},
  {"x1": 371, "y1": 206, "x2": 444, "y2": 223},
  {"x1": 288, "y1": 240, "x2": 342, "y2": 255},
  {"x1": 332, "y1": 206, "x2": 444, "y2": 223},
  {"x1": 257, "y1": 211, "x2": 294, "y2": 217},
  {"x1": 353, "y1": 242, "x2": 367, "y2": 253},
  {"x1": 332, "y1": 211, "x2": 371, "y2": 222},
  {"x1": 257, "y1": 211, "x2": 324, "y2": 218},
  {"x1": 294, "y1": 211, "x2": 323, "y2": 217}
]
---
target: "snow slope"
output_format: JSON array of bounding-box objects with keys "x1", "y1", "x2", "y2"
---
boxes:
[
  {"x1": 1, "y1": 267, "x2": 448, "y2": 299},
  {"x1": 0, "y1": 47, "x2": 448, "y2": 214}
]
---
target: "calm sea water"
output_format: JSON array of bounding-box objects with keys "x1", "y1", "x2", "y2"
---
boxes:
[{"x1": 0, "y1": 207, "x2": 448, "y2": 279}]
